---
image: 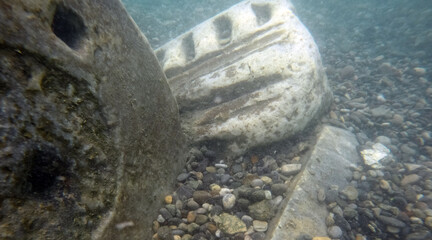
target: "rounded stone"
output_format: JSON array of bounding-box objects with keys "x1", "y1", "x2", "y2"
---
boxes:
[
  {"x1": 251, "y1": 179, "x2": 264, "y2": 188},
  {"x1": 193, "y1": 191, "x2": 211, "y2": 205},
  {"x1": 195, "y1": 214, "x2": 209, "y2": 225},
  {"x1": 271, "y1": 183, "x2": 288, "y2": 196},
  {"x1": 165, "y1": 195, "x2": 173, "y2": 204},
  {"x1": 253, "y1": 220, "x2": 268, "y2": 232},
  {"x1": 379, "y1": 179, "x2": 391, "y2": 190},
  {"x1": 186, "y1": 199, "x2": 200, "y2": 210},
  {"x1": 223, "y1": 194, "x2": 236, "y2": 209},
  {"x1": 341, "y1": 186, "x2": 359, "y2": 201},
  {"x1": 327, "y1": 226, "x2": 343, "y2": 238},
  {"x1": 187, "y1": 211, "x2": 196, "y2": 223}
]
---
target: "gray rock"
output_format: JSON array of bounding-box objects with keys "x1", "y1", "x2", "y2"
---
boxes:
[
  {"x1": 405, "y1": 231, "x2": 432, "y2": 240},
  {"x1": 271, "y1": 183, "x2": 288, "y2": 196},
  {"x1": 157, "y1": 226, "x2": 174, "y2": 240},
  {"x1": 253, "y1": 220, "x2": 268, "y2": 232},
  {"x1": 220, "y1": 174, "x2": 231, "y2": 184},
  {"x1": 0, "y1": 1, "x2": 186, "y2": 239},
  {"x1": 193, "y1": 191, "x2": 211, "y2": 205},
  {"x1": 241, "y1": 215, "x2": 253, "y2": 228},
  {"x1": 251, "y1": 179, "x2": 264, "y2": 188},
  {"x1": 280, "y1": 164, "x2": 302, "y2": 176},
  {"x1": 341, "y1": 185, "x2": 359, "y2": 201},
  {"x1": 248, "y1": 200, "x2": 276, "y2": 221},
  {"x1": 377, "y1": 215, "x2": 406, "y2": 228},
  {"x1": 401, "y1": 174, "x2": 421, "y2": 186},
  {"x1": 177, "y1": 173, "x2": 190, "y2": 182},
  {"x1": 195, "y1": 215, "x2": 209, "y2": 225},
  {"x1": 159, "y1": 208, "x2": 173, "y2": 220},
  {"x1": 370, "y1": 105, "x2": 392, "y2": 118},
  {"x1": 222, "y1": 194, "x2": 236, "y2": 209},
  {"x1": 186, "y1": 199, "x2": 200, "y2": 210},
  {"x1": 327, "y1": 226, "x2": 343, "y2": 238},
  {"x1": 250, "y1": 190, "x2": 268, "y2": 202},
  {"x1": 250, "y1": 232, "x2": 266, "y2": 240},
  {"x1": 231, "y1": 164, "x2": 243, "y2": 174},
  {"x1": 213, "y1": 213, "x2": 247, "y2": 235},
  {"x1": 262, "y1": 156, "x2": 279, "y2": 171}
]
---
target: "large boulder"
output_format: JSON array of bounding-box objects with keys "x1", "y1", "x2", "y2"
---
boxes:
[
  {"x1": 0, "y1": 0, "x2": 185, "y2": 239},
  {"x1": 155, "y1": 0, "x2": 333, "y2": 157}
]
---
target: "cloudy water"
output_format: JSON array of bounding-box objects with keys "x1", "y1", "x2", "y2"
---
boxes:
[{"x1": 122, "y1": 0, "x2": 432, "y2": 239}]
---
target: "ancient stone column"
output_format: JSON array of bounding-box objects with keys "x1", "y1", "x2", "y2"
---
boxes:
[
  {"x1": 0, "y1": 0, "x2": 185, "y2": 239},
  {"x1": 155, "y1": 0, "x2": 333, "y2": 158}
]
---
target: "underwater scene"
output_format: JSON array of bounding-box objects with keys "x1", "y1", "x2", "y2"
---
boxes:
[
  {"x1": 0, "y1": 0, "x2": 431, "y2": 239},
  {"x1": 122, "y1": 0, "x2": 432, "y2": 239}
]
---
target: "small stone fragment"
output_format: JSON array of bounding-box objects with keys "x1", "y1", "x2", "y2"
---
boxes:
[{"x1": 253, "y1": 220, "x2": 268, "y2": 232}]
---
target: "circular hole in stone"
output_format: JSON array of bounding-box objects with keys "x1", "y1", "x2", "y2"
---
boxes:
[
  {"x1": 51, "y1": 4, "x2": 87, "y2": 50},
  {"x1": 22, "y1": 144, "x2": 70, "y2": 198}
]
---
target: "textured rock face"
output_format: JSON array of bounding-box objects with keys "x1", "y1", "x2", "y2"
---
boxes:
[
  {"x1": 0, "y1": 0, "x2": 184, "y2": 239},
  {"x1": 155, "y1": 0, "x2": 333, "y2": 157}
]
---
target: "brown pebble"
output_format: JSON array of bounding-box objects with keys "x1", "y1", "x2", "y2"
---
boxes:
[
  {"x1": 187, "y1": 211, "x2": 196, "y2": 223},
  {"x1": 312, "y1": 237, "x2": 331, "y2": 240},
  {"x1": 207, "y1": 223, "x2": 217, "y2": 234}
]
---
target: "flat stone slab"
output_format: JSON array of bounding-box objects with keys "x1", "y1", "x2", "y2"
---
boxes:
[{"x1": 266, "y1": 125, "x2": 360, "y2": 239}]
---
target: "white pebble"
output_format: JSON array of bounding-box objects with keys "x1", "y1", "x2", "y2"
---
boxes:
[{"x1": 222, "y1": 194, "x2": 236, "y2": 209}]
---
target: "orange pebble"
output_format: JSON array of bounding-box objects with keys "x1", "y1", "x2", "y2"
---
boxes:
[{"x1": 164, "y1": 195, "x2": 173, "y2": 204}]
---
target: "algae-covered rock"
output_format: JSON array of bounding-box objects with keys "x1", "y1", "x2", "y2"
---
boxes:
[
  {"x1": 0, "y1": 0, "x2": 185, "y2": 239},
  {"x1": 213, "y1": 213, "x2": 247, "y2": 235}
]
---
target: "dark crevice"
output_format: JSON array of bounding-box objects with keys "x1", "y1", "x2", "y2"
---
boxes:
[
  {"x1": 51, "y1": 4, "x2": 87, "y2": 50},
  {"x1": 22, "y1": 144, "x2": 71, "y2": 199}
]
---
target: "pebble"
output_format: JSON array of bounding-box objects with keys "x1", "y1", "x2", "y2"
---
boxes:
[
  {"x1": 193, "y1": 191, "x2": 211, "y2": 204},
  {"x1": 252, "y1": 220, "x2": 268, "y2": 232},
  {"x1": 271, "y1": 183, "x2": 288, "y2": 196},
  {"x1": 401, "y1": 174, "x2": 421, "y2": 186},
  {"x1": 241, "y1": 215, "x2": 254, "y2": 228},
  {"x1": 377, "y1": 215, "x2": 406, "y2": 228},
  {"x1": 280, "y1": 164, "x2": 302, "y2": 176},
  {"x1": 186, "y1": 211, "x2": 196, "y2": 223},
  {"x1": 222, "y1": 194, "x2": 236, "y2": 209},
  {"x1": 248, "y1": 200, "x2": 276, "y2": 221},
  {"x1": 186, "y1": 199, "x2": 199, "y2": 210},
  {"x1": 327, "y1": 225, "x2": 343, "y2": 238},
  {"x1": 261, "y1": 176, "x2": 272, "y2": 184},
  {"x1": 157, "y1": 226, "x2": 173, "y2": 240},
  {"x1": 177, "y1": 173, "x2": 190, "y2": 182},
  {"x1": 195, "y1": 214, "x2": 208, "y2": 225},
  {"x1": 251, "y1": 179, "x2": 264, "y2": 188},
  {"x1": 379, "y1": 179, "x2": 391, "y2": 190},
  {"x1": 341, "y1": 185, "x2": 358, "y2": 201}
]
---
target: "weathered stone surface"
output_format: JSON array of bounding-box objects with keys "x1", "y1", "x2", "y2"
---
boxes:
[
  {"x1": 155, "y1": 0, "x2": 332, "y2": 157},
  {"x1": 0, "y1": 1, "x2": 185, "y2": 239},
  {"x1": 213, "y1": 213, "x2": 247, "y2": 235},
  {"x1": 266, "y1": 125, "x2": 360, "y2": 239}
]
